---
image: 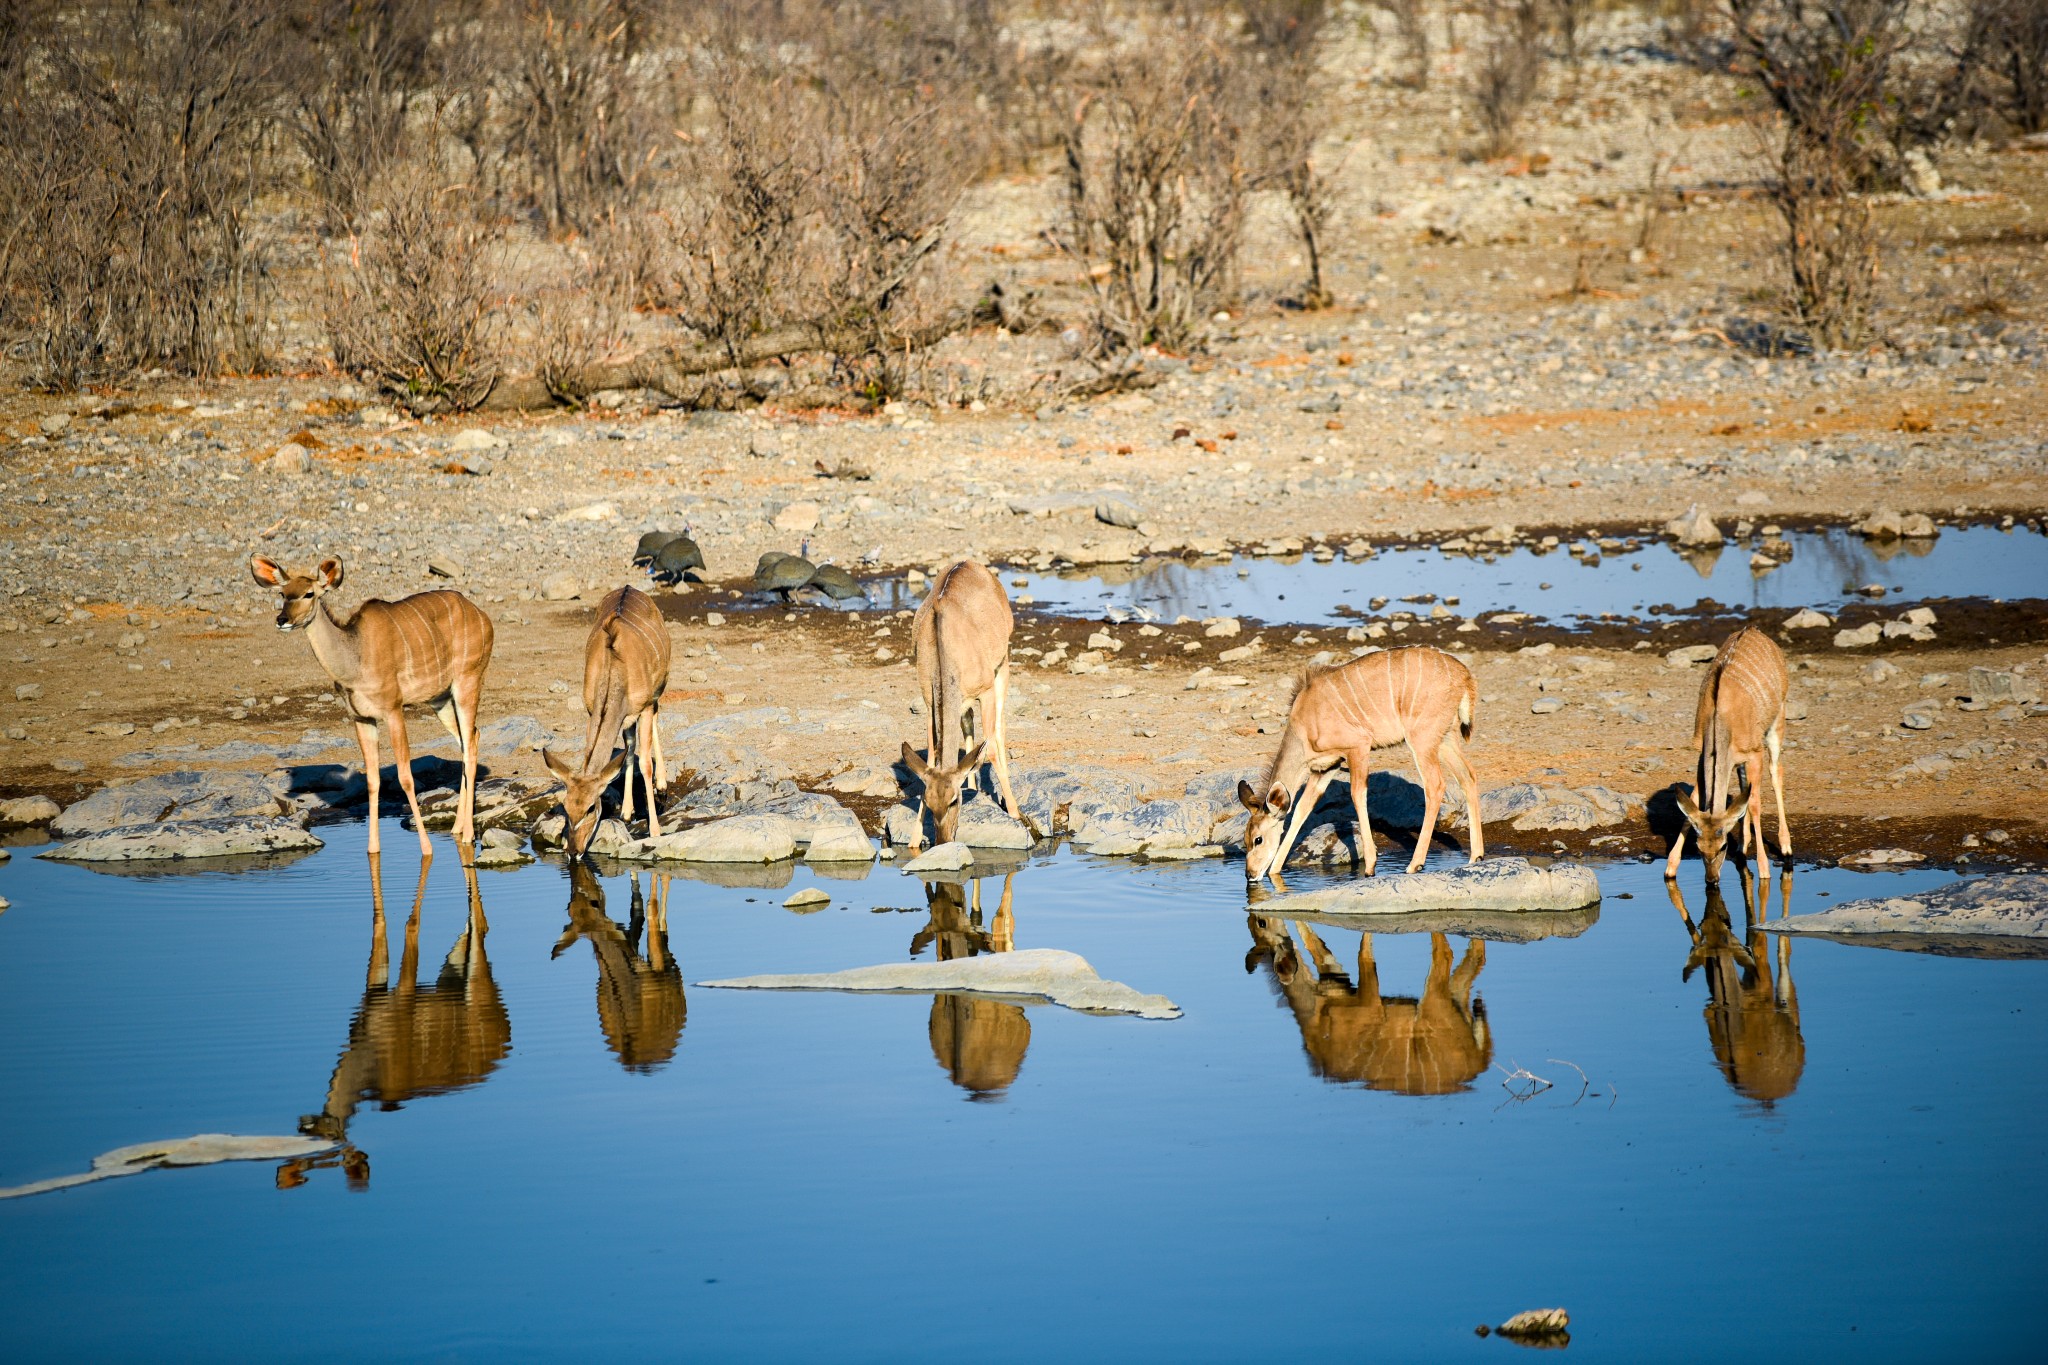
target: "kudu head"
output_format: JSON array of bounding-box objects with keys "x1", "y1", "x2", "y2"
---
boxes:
[
  {"x1": 1676, "y1": 780, "x2": 1751, "y2": 883},
  {"x1": 543, "y1": 747, "x2": 626, "y2": 857},
  {"x1": 902, "y1": 741, "x2": 986, "y2": 846},
  {"x1": 250, "y1": 554, "x2": 343, "y2": 632},
  {"x1": 1237, "y1": 779, "x2": 1294, "y2": 884}
]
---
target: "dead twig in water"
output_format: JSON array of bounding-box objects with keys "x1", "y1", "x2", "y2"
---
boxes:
[{"x1": 1495, "y1": 1058, "x2": 1552, "y2": 1106}]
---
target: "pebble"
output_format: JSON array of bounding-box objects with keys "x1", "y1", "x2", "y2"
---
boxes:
[
  {"x1": 1782, "y1": 608, "x2": 1832, "y2": 629},
  {"x1": 1664, "y1": 644, "x2": 1719, "y2": 668},
  {"x1": 783, "y1": 887, "x2": 831, "y2": 909},
  {"x1": 540, "y1": 573, "x2": 581, "y2": 601},
  {"x1": 1901, "y1": 710, "x2": 1933, "y2": 731},
  {"x1": 1833, "y1": 622, "x2": 1882, "y2": 648},
  {"x1": 15, "y1": 684, "x2": 42, "y2": 701},
  {"x1": 1530, "y1": 697, "x2": 1565, "y2": 715},
  {"x1": 268, "y1": 443, "x2": 312, "y2": 474},
  {"x1": 773, "y1": 501, "x2": 821, "y2": 533}
]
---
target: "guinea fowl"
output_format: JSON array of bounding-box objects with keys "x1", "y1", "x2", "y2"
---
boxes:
[
  {"x1": 632, "y1": 531, "x2": 679, "y2": 567},
  {"x1": 807, "y1": 563, "x2": 865, "y2": 601},
  {"x1": 648, "y1": 531, "x2": 705, "y2": 586},
  {"x1": 754, "y1": 541, "x2": 817, "y2": 595}
]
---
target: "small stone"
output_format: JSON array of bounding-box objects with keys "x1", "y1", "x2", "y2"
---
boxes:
[
  {"x1": 554, "y1": 501, "x2": 618, "y2": 522},
  {"x1": 0, "y1": 795, "x2": 61, "y2": 825},
  {"x1": 15, "y1": 683, "x2": 42, "y2": 701},
  {"x1": 1665, "y1": 644, "x2": 1720, "y2": 668},
  {"x1": 1663, "y1": 504, "x2": 1721, "y2": 547},
  {"x1": 1833, "y1": 622, "x2": 1882, "y2": 648},
  {"x1": 773, "y1": 501, "x2": 821, "y2": 533},
  {"x1": 1095, "y1": 497, "x2": 1143, "y2": 529},
  {"x1": 1530, "y1": 697, "x2": 1565, "y2": 715},
  {"x1": 83, "y1": 721, "x2": 136, "y2": 737},
  {"x1": 1782, "y1": 608, "x2": 1832, "y2": 629},
  {"x1": 1202, "y1": 617, "x2": 1242, "y2": 639},
  {"x1": 268, "y1": 443, "x2": 312, "y2": 474},
  {"x1": 1861, "y1": 660, "x2": 1901, "y2": 683},
  {"x1": 427, "y1": 556, "x2": 463, "y2": 579},
  {"x1": 447, "y1": 428, "x2": 503, "y2": 451},
  {"x1": 783, "y1": 887, "x2": 831, "y2": 910},
  {"x1": 903, "y1": 841, "x2": 974, "y2": 872},
  {"x1": 40, "y1": 413, "x2": 72, "y2": 435},
  {"x1": 540, "y1": 572, "x2": 581, "y2": 601},
  {"x1": 749, "y1": 432, "x2": 782, "y2": 459},
  {"x1": 1901, "y1": 710, "x2": 1933, "y2": 730}
]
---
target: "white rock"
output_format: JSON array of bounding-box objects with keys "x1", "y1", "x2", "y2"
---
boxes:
[
  {"x1": 1665, "y1": 644, "x2": 1720, "y2": 667},
  {"x1": 783, "y1": 887, "x2": 831, "y2": 909},
  {"x1": 773, "y1": 501, "x2": 821, "y2": 533},
  {"x1": 40, "y1": 817, "x2": 323, "y2": 863},
  {"x1": 540, "y1": 572, "x2": 582, "y2": 601},
  {"x1": 1833, "y1": 622, "x2": 1883, "y2": 648},
  {"x1": 0, "y1": 795, "x2": 62, "y2": 825},
  {"x1": 554, "y1": 501, "x2": 618, "y2": 522},
  {"x1": 1261, "y1": 857, "x2": 1601, "y2": 914},
  {"x1": 639, "y1": 815, "x2": 797, "y2": 863},
  {"x1": 1782, "y1": 608, "x2": 1832, "y2": 629},
  {"x1": 904, "y1": 841, "x2": 974, "y2": 872},
  {"x1": 1663, "y1": 504, "x2": 1721, "y2": 547},
  {"x1": 448, "y1": 428, "x2": 504, "y2": 451},
  {"x1": 1771, "y1": 875, "x2": 2048, "y2": 941},
  {"x1": 269, "y1": 443, "x2": 312, "y2": 474},
  {"x1": 699, "y1": 947, "x2": 1181, "y2": 1019}
]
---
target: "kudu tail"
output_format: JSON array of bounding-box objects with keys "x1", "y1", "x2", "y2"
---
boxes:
[{"x1": 1457, "y1": 677, "x2": 1475, "y2": 741}]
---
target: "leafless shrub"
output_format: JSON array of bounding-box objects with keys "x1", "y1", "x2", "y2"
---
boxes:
[
  {"x1": 1727, "y1": 0, "x2": 1907, "y2": 347},
  {"x1": 1056, "y1": 9, "x2": 1259, "y2": 356},
  {"x1": 1550, "y1": 0, "x2": 1596, "y2": 63},
  {"x1": 1374, "y1": 0, "x2": 1433, "y2": 88},
  {"x1": 1936, "y1": 0, "x2": 2048, "y2": 139},
  {"x1": 0, "y1": 0, "x2": 285, "y2": 389},
  {"x1": 284, "y1": 0, "x2": 445, "y2": 231},
  {"x1": 323, "y1": 163, "x2": 503, "y2": 412},
  {"x1": 526, "y1": 232, "x2": 633, "y2": 403},
  {"x1": 501, "y1": 0, "x2": 671, "y2": 234},
  {"x1": 1469, "y1": 0, "x2": 1547, "y2": 157},
  {"x1": 1244, "y1": 0, "x2": 1342, "y2": 309}
]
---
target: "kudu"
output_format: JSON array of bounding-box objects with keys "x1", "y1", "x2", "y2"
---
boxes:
[
  {"x1": 1665, "y1": 624, "x2": 1791, "y2": 884},
  {"x1": 553, "y1": 863, "x2": 685, "y2": 1072},
  {"x1": 1245, "y1": 917, "x2": 1492, "y2": 1094},
  {"x1": 1239, "y1": 646, "x2": 1483, "y2": 881},
  {"x1": 914, "y1": 872, "x2": 1029, "y2": 1098},
  {"x1": 251, "y1": 555, "x2": 493, "y2": 860},
  {"x1": 286, "y1": 857, "x2": 510, "y2": 1189},
  {"x1": 543, "y1": 585, "x2": 672, "y2": 856},
  {"x1": 902, "y1": 560, "x2": 1025, "y2": 848},
  {"x1": 1667, "y1": 864, "x2": 1804, "y2": 1106}
]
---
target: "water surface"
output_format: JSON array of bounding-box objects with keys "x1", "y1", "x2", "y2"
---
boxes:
[{"x1": 1, "y1": 823, "x2": 2042, "y2": 1360}]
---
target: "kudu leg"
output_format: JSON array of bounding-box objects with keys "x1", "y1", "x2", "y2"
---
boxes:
[
  {"x1": 384, "y1": 710, "x2": 433, "y2": 860},
  {"x1": 1765, "y1": 720, "x2": 1791, "y2": 856},
  {"x1": 638, "y1": 710, "x2": 661, "y2": 839},
  {"x1": 1345, "y1": 750, "x2": 1377, "y2": 875},
  {"x1": 1745, "y1": 752, "x2": 1771, "y2": 884},
  {"x1": 650, "y1": 708, "x2": 668, "y2": 796},
  {"x1": 1270, "y1": 767, "x2": 1338, "y2": 877},
  {"x1": 1407, "y1": 741, "x2": 1448, "y2": 875},
  {"x1": 354, "y1": 720, "x2": 383, "y2": 856},
  {"x1": 989, "y1": 662, "x2": 1026, "y2": 825},
  {"x1": 1441, "y1": 733, "x2": 1485, "y2": 864},
  {"x1": 435, "y1": 693, "x2": 478, "y2": 855}
]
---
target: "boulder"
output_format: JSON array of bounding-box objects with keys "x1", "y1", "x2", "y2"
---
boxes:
[
  {"x1": 904, "y1": 841, "x2": 973, "y2": 872},
  {"x1": 1766, "y1": 875, "x2": 2048, "y2": 945},
  {"x1": 470, "y1": 828, "x2": 530, "y2": 868},
  {"x1": 1968, "y1": 667, "x2": 2040, "y2": 706},
  {"x1": 953, "y1": 791, "x2": 1033, "y2": 850},
  {"x1": 1833, "y1": 622, "x2": 1882, "y2": 648},
  {"x1": 1095, "y1": 496, "x2": 1143, "y2": 529},
  {"x1": 51, "y1": 770, "x2": 287, "y2": 836},
  {"x1": 1074, "y1": 798, "x2": 1214, "y2": 855},
  {"x1": 1783, "y1": 608, "x2": 1832, "y2": 629},
  {"x1": 0, "y1": 795, "x2": 61, "y2": 826},
  {"x1": 1013, "y1": 765, "x2": 1141, "y2": 835},
  {"x1": 1663, "y1": 504, "x2": 1722, "y2": 548},
  {"x1": 478, "y1": 715, "x2": 552, "y2": 756},
  {"x1": 638, "y1": 814, "x2": 797, "y2": 863},
  {"x1": 1259, "y1": 857, "x2": 1601, "y2": 915},
  {"x1": 1665, "y1": 644, "x2": 1721, "y2": 668},
  {"x1": 804, "y1": 823, "x2": 875, "y2": 863},
  {"x1": 699, "y1": 947, "x2": 1182, "y2": 1019},
  {"x1": 41, "y1": 816, "x2": 323, "y2": 863},
  {"x1": 783, "y1": 887, "x2": 831, "y2": 910}
]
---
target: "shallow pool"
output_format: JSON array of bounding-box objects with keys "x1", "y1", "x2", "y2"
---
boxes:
[
  {"x1": 1005, "y1": 525, "x2": 2048, "y2": 627},
  {"x1": 1, "y1": 822, "x2": 2042, "y2": 1359}
]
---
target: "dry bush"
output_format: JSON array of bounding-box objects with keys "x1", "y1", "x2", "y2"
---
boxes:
[
  {"x1": 525, "y1": 233, "x2": 633, "y2": 402},
  {"x1": 1727, "y1": 0, "x2": 1907, "y2": 347},
  {"x1": 1550, "y1": 0, "x2": 1597, "y2": 63},
  {"x1": 1243, "y1": 0, "x2": 1342, "y2": 308},
  {"x1": 0, "y1": 0, "x2": 285, "y2": 389},
  {"x1": 284, "y1": 0, "x2": 447, "y2": 231},
  {"x1": 1942, "y1": 0, "x2": 2048, "y2": 138},
  {"x1": 1469, "y1": 0, "x2": 1547, "y2": 157},
  {"x1": 1374, "y1": 0, "x2": 1433, "y2": 87},
  {"x1": 1056, "y1": 9, "x2": 1260, "y2": 356},
  {"x1": 323, "y1": 163, "x2": 503, "y2": 412},
  {"x1": 501, "y1": 0, "x2": 672, "y2": 235}
]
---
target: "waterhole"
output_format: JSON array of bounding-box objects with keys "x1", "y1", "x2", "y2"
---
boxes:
[
  {"x1": 999, "y1": 525, "x2": 2048, "y2": 627},
  {"x1": 2, "y1": 819, "x2": 2041, "y2": 1358}
]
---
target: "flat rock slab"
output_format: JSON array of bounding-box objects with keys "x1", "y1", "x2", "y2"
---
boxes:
[
  {"x1": 1765, "y1": 875, "x2": 2048, "y2": 947},
  {"x1": 0, "y1": 1134, "x2": 339, "y2": 1200},
  {"x1": 40, "y1": 816, "x2": 323, "y2": 863},
  {"x1": 1260, "y1": 857, "x2": 1601, "y2": 916},
  {"x1": 700, "y1": 947, "x2": 1182, "y2": 1019},
  {"x1": 1258, "y1": 902, "x2": 1600, "y2": 944},
  {"x1": 51, "y1": 769, "x2": 287, "y2": 835}
]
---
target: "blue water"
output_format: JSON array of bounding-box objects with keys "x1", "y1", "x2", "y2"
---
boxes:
[
  {"x1": 1002, "y1": 525, "x2": 2048, "y2": 627},
  {"x1": 1, "y1": 822, "x2": 2043, "y2": 1360}
]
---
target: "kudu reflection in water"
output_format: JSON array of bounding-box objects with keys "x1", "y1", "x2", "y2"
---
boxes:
[
  {"x1": 553, "y1": 864, "x2": 685, "y2": 1072},
  {"x1": 1246, "y1": 916, "x2": 1492, "y2": 1094},
  {"x1": 1668, "y1": 867, "x2": 1804, "y2": 1106},
  {"x1": 914, "y1": 873, "x2": 1029, "y2": 1099},
  {"x1": 285, "y1": 857, "x2": 510, "y2": 1188}
]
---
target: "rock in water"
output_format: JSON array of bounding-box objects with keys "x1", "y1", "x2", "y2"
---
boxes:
[
  {"x1": 0, "y1": 1134, "x2": 339, "y2": 1200},
  {"x1": 635, "y1": 814, "x2": 797, "y2": 863},
  {"x1": 1663, "y1": 504, "x2": 1721, "y2": 547},
  {"x1": 40, "y1": 817, "x2": 324, "y2": 863},
  {"x1": 0, "y1": 795, "x2": 61, "y2": 826},
  {"x1": 698, "y1": 947, "x2": 1182, "y2": 1019},
  {"x1": 1260, "y1": 858, "x2": 1601, "y2": 915},
  {"x1": 904, "y1": 841, "x2": 974, "y2": 872},
  {"x1": 1766, "y1": 875, "x2": 2048, "y2": 942}
]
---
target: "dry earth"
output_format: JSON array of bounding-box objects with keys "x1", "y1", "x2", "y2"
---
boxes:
[{"x1": 2, "y1": 21, "x2": 2045, "y2": 869}]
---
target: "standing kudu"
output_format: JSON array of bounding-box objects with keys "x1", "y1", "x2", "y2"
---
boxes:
[
  {"x1": 1665, "y1": 624, "x2": 1791, "y2": 884},
  {"x1": 1239, "y1": 646, "x2": 1484, "y2": 881},
  {"x1": 252, "y1": 556, "x2": 493, "y2": 860},
  {"x1": 543, "y1": 586, "x2": 672, "y2": 856},
  {"x1": 902, "y1": 560, "x2": 1025, "y2": 847}
]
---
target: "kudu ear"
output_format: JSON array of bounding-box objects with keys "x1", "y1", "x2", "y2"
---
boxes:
[
  {"x1": 597, "y1": 749, "x2": 627, "y2": 786},
  {"x1": 1267, "y1": 785, "x2": 1292, "y2": 815},
  {"x1": 250, "y1": 555, "x2": 287, "y2": 588},
  {"x1": 541, "y1": 747, "x2": 575, "y2": 783},
  {"x1": 316, "y1": 557, "x2": 344, "y2": 590},
  {"x1": 899, "y1": 741, "x2": 932, "y2": 781},
  {"x1": 948, "y1": 742, "x2": 987, "y2": 779},
  {"x1": 1675, "y1": 789, "x2": 1703, "y2": 825},
  {"x1": 1237, "y1": 779, "x2": 1265, "y2": 813}
]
